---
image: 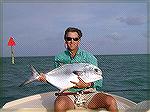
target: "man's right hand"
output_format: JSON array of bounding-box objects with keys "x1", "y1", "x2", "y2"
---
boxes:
[{"x1": 38, "y1": 73, "x2": 47, "y2": 82}]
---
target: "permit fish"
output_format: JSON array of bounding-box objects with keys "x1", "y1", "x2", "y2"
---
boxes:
[{"x1": 20, "y1": 63, "x2": 103, "y2": 92}]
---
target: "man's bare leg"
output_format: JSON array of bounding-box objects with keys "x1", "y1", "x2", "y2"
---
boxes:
[
  {"x1": 54, "y1": 95, "x2": 74, "y2": 112},
  {"x1": 88, "y1": 93, "x2": 118, "y2": 112}
]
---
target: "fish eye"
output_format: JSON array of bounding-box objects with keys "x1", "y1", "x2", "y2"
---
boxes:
[{"x1": 94, "y1": 69, "x2": 98, "y2": 72}]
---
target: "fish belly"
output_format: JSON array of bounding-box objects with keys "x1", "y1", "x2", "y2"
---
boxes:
[{"x1": 45, "y1": 73, "x2": 79, "y2": 90}]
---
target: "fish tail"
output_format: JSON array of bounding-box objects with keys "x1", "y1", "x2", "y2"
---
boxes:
[
  {"x1": 31, "y1": 65, "x2": 40, "y2": 77},
  {"x1": 19, "y1": 65, "x2": 40, "y2": 87}
]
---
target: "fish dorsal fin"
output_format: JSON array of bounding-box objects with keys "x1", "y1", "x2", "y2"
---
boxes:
[{"x1": 72, "y1": 71, "x2": 83, "y2": 76}]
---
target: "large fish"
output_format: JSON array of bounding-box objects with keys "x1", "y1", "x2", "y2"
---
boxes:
[{"x1": 20, "y1": 63, "x2": 103, "y2": 92}]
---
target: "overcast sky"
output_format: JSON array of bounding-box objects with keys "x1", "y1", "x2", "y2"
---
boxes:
[{"x1": 2, "y1": 1, "x2": 148, "y2": 57}]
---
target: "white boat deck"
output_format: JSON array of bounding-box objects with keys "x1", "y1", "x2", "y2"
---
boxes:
[{"x1": 1, "y1": 91, "x2": 140, "y2": 112}]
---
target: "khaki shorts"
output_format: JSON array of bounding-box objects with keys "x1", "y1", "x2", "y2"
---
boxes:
[{"x1": 67, "y1": 89, "x2": 99, "y2": 109}]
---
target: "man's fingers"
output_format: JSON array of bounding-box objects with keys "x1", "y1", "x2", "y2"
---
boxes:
[
  {"x1": 40, "y1": 73, "x2": 45, "y2": 76},
  {"x1": 38, "y1": 73, "x2": 46, "y2": 82}
]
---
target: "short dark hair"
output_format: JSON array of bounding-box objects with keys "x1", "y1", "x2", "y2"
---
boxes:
[{"x1": 64, "y1": 27, "x2": 82, "y2": 40}]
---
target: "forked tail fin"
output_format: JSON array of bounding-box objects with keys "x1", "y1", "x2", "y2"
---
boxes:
[{"x1": 19, "y1": 65, "x2": 40, "y2": 87}]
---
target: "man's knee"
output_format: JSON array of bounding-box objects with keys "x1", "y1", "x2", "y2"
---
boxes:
[
  {"x1": 88, "y1": 93, "x2": 118, "y2": 111},
  {"x1": 105, "y1": 95, "x2": 117, "y2": 106},
  {"x1": 54, "y1": 96, "x2": 74, "y2": 111},
  {"x1": 55, "y1": 96, "x2": 66, "y2": 107}
]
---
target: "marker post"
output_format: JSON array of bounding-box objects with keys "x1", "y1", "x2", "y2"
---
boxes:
[{"x1": 8, "y1": 37, "x2": 16, "y2": 64}]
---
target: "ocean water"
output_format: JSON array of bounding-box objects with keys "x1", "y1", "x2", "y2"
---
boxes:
[{"x1": 0, "y1": 54, "x2": 150, "y2": 108}]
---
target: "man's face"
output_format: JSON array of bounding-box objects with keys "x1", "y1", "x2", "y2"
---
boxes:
[{"x1": 65, "y1": 32, "x2": 80, "y2": 51}]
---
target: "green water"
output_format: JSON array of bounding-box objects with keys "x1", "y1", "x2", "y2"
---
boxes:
[{"x1": 1, "y1": 54, "x2": 150, "y2": 107}]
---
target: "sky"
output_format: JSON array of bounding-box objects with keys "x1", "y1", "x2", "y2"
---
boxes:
[{"x1": 2, "y1": 1, "x2": 148, "y2": 57}]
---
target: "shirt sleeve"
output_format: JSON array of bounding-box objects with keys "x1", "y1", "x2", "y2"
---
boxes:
[
  {"x1": 54, "y1": 56, "x2": 61, "y2": 68},
  {"x1": 86, "y1": 52, "x2": 98, "y2": 66},
  {"x1": 93, "y1": 79, "x2": 103, "y2": 90}
]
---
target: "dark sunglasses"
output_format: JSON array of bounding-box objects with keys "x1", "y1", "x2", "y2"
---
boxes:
[{"x1": 65, "y1": 37, "x2": 80, "y2": 41}]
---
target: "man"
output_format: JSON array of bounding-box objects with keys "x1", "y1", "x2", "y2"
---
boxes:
[{"x1": 39, "y1": 27, "x2": 118, "y2": 112}]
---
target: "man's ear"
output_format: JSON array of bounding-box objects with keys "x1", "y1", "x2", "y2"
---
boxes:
[
  {"x1": 64, "y1": 42, "x2": 67, "y2": 49},
  {"x1": 65, "y1": 41, "x2": 67, "y2": 44}
]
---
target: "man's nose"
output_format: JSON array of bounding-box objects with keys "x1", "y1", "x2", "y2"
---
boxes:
[{"x1": 70, "y1": 39, "x2": 74, "y2": 43}]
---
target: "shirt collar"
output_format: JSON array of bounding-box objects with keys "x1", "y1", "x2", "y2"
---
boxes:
[
  {"x1": 76, "y1": 48, "x2": 81, "y2": 55},
  {"x1": 66, "y1": 48, "x2": 81, "y2": 56}
]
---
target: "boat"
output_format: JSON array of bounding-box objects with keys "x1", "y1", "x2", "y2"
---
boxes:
[{"x1": 2, "y1": 91, "x2": 150, "y2": 112}]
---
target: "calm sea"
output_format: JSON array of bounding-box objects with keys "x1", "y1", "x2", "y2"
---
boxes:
[{"x1": 0, "y1": 54, "x2": 150, "y2": 108}]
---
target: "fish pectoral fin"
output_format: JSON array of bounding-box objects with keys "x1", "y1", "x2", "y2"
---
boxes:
[{"x1": 72, "y1": 71, "x2": 83, "y2": 76}]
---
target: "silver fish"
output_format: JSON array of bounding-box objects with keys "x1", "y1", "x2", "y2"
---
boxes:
[{"x1": 20, "y1": 63, "x2": 103, "y2": 92}]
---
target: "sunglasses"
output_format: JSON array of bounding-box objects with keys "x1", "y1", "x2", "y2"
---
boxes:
[{"x1": 65, "y1": 37, "x2": 80, "y2": 41}]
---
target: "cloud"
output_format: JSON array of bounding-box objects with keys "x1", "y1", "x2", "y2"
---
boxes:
[
  {"x1": 105, "y1": 32, "x2": 123, "y2": 41},
  {"x1": 116, "y1": 16, "x2": 146, "y2": 25}
]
